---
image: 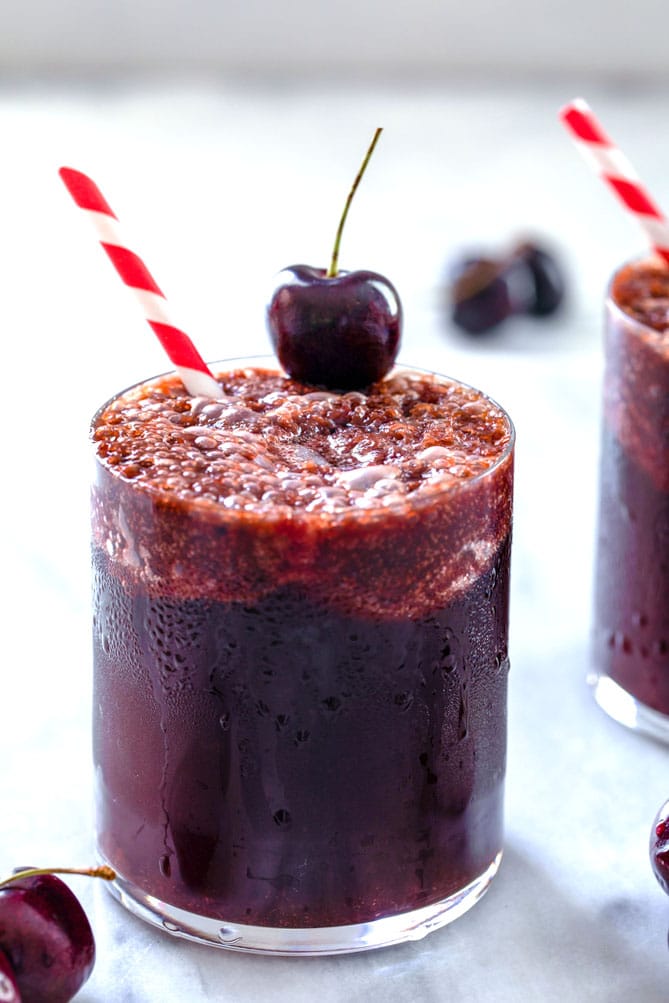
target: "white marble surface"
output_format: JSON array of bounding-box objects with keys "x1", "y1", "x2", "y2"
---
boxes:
[{"x1": 1, "y1": 78, "x2": 669, "y2": 1001}]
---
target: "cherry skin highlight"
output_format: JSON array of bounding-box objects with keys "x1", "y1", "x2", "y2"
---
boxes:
[
  {"x1": 0, "y1": 950, "x2": 21, "y2": 1003},
  {"x1": 267, "y1": 264, "x2": 401, "y2": 390},
  {"x1": 0, "y1": 874, "x2": 95, "y2": 1003}
]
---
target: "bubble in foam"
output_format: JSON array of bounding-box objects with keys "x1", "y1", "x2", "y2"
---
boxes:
[{"x1": 337, "y1": 465, "x2": 401, "y2": 492}]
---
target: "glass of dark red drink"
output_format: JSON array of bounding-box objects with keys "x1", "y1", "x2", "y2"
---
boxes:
[
  {"x1": 91, "y1": 357, "x2": 514, "y2": 954},
  {"x1": 591, "y1": 259, "x2": 669, "y2": 740}
]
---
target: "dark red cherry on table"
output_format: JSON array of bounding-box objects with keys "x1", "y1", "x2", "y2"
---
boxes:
[
  {"x1": 266, "y1": 128, "x2": 402, "y2": 391},
  {"x1": 449, "y1": 256, "x2": 515, "y2": 334},
  {"x1": 449, "y1": 239, "x2": 565, "y2": 334},
  {"x1": 0, "y1": 866, "x2": 114, "y2": 1003},
  {"x1": 650, "y1": 800, "x2": 669, "y2": 896},
  {"x1": 520, "y1": 243, "x2": 565, "y2": 316}
]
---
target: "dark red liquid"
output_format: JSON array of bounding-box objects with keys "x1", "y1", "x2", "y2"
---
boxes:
[
  {"x1": 593, "y1": 426, "x2": 669, "y2": 713},
  {"x1": 93, "y1": 535, "x2": 510, "y2": 928},
  {"x1": 593, "y1": 262, "x2": 669, "y2": 714}
]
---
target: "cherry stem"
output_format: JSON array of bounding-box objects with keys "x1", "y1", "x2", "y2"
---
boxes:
[
  {"x1": 326, "y1": 127, "x2": 383, "y2": 279},
  {"x1": 0, "y1": 865, "x2": 116, "y2": 889}
]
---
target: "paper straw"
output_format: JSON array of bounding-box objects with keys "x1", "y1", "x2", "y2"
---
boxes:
[
  {"x1": 559, "y1": 98, "x2": 669, "y2": 265},
  {"x1": 59, "y1": 167, "x2": 222, "y2": 397}
]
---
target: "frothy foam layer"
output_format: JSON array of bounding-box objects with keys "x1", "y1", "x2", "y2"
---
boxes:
[
  {"x1": 93, "y1": 367, "x2": 512, "y2": 517},
  {"x1": 613, "y1": 259, "x2": 669, "y2": 340},
  {"x1": 92, "y1": 365, "x2": 514, "y2": 616}
]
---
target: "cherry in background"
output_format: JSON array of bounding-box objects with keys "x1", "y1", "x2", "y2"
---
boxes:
[
  {"x1": 449, "y1": 240, "x2": 565, "y2": 335},
  {"x1": 267, "y1": 128, "x2": 402, "y2": 391}
]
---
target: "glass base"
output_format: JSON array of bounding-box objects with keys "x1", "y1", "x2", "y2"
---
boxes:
[
  {"x1": 589, "y1": 671, "x2": 669, "y2": 744},
  {"x1": 102, "y1": 852, "x2": 502, "y2": 956}
]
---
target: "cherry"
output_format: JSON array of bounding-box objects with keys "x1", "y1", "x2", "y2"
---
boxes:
[
  {"x1": 267, "y1": 264, "x2": 401, "y2": 390},
  {"x1": 517, "y1": 242, "x2": 565, "y2": 316},
  {"x1": 0, "y1": 866, "x2": 114, "y2": 1003},
  {"x1": 448, "y1": 240, "x2": 565, "y2": 334},
  {"x1": 267, "y1": 128, "x2": 402, "y2": 390},
  {"x1": 650, "y1": 800, "x2": 669, "y2": 896},
  {"x1": 449, "y1": 256, "x2": 515, "y2": 334}
]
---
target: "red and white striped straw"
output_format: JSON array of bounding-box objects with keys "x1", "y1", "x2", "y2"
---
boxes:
[
  {"x1": 59, "y1": 167, "x2": 221, "y2": 398},
  {"x1": 559, "y1": 97, "x2": 669, "y2": 266}
]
